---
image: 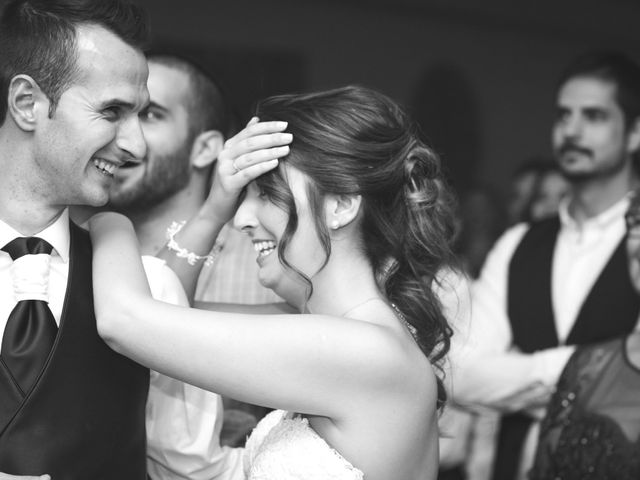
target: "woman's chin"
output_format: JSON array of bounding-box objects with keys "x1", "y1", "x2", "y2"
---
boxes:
[{"x1": 258, "y1": 272, "x2": 280, "y2": 294}]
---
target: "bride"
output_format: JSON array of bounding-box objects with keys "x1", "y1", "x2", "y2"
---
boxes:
[{"x1": 90, "y1": 85, "x2": 457, "y2": 480}]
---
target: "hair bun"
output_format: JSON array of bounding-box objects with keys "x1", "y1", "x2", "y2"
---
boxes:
[{"x1": 403, "y1": 144, "x2": 441, "y2": 209}]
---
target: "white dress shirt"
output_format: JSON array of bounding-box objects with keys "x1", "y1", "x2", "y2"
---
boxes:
[
  {"x1": 143, "y1": 256, "x2": 244, "y2": 480},
  {"x1": 451, "y1": 195, "x2": 631, "y2": 479},
  {"x1": 0, "y1": 211, "x2": 243, "y2": 480}
]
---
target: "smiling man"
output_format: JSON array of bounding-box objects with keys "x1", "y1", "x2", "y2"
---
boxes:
[
  {"x1": 451, "y1": 51, "x2": 640, "y2": 480},
  {"x1": 0, "y1": 0, "x2": 152, "y2": 477}
]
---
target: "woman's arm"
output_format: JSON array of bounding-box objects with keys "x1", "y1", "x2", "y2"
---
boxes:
[
  {"x1": 91, "y1": 214, "x2": 412, "y2": 419},
  {"x1": 193, "y1": 300, "x2": 298, "y2": 314},
  {"x1": 158, "y1": 118, "x2": 292, "y2": 302}
]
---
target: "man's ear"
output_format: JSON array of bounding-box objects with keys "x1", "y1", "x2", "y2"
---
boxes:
[
  {"x1": 325, "y1": 193, "x2": 362, "y2": 231},
  {"x1": 8, "y1": 75, "x2": 48, "y2": 132},
  {"x1": 190, "y1": 130, "x2": 224, "y2": 169},
  {"x1": 626, "y1": 117, "x2": 640, "y2": 155}
]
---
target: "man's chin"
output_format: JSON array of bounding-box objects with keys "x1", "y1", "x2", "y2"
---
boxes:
[
  {"x1": 557, "y1": 168, "x2": 591, "y2": 182},
  {"x1": 107, "y1": 190, "x2": 142, "y2": 212}
]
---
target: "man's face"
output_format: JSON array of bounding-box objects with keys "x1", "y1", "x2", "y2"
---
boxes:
[
  {"x1": 34, "y1": 24, "x2": 149, "y2": 207},
  {"x1": 552, "y1": 76, "x2": 632, "y2": 181},
  {"x1": 109, "y1": 62, "x2": 194, "y2": 211}
]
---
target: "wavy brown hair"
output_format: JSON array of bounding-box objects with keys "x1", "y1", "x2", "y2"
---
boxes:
[{"x1": 254, "y1": 85, "x2": 458, "y2": 409}]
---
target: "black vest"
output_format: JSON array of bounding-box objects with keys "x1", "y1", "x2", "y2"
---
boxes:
[
  {"x1": 0, "y1": 222, "x2": 149, "y2": 479},
  {"x1": 492, "y1": 216, "x2": 640, "y2": 480}
]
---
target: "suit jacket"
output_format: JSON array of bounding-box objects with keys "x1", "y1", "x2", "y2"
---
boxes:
[{"x1": 0, "y1": 222, "x2": 149, "y2": 479}]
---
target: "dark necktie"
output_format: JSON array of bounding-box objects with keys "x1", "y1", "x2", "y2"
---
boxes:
[{"x1": 1, "y1": 236, "x2": 57, "y2": 395}]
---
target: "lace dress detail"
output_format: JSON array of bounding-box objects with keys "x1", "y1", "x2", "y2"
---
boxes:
[
  {"x1": 529, "y1": 338, "x2": 640, "y2": 480},
  {"x1": 243, "y1": 410, "x2": 364, "y2": 480}
]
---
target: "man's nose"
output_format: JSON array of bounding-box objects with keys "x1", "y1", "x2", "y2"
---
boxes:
[
  {"x1": 561, "y1": 114, "x2": 583, "y2": 138},
  {"x1": 116, "y1": 115, "x2": 147, "y2": 161}
]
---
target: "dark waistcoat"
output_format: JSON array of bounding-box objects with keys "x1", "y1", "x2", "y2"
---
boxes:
[
  {"x1": 0, "y1": 222, "x2": 149, "y2": 479},
  {"x1": 492, "y1": 216, "x2": 640, "y2": 480}
]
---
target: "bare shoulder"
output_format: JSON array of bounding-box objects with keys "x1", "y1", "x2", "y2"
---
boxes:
[{"x1": 342, "y1": 317, "x2": 439, "y2": 401}]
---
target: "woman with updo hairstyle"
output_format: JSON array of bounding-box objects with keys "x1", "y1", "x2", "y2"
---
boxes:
[{"x1": 90, "y1": 85, "x2": 458, "y2": 480}]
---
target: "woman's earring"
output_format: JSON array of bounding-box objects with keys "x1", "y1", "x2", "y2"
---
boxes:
[{"x1": 331, "y1": 220, "x2": 340, "y2": 230}]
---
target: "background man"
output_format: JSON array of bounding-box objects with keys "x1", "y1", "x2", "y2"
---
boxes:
[
  {"x1": 108, "y1": 53, "x2": 281, "y2": 307},
  {"x1": 0, "y1": 0, "x2": 153, "y2": 477},
  {"x1": 451, "y1": 51, "x2": 640, "y2": 480},
  {"x1": 105, "y1": 53, "x2": 278, "y2": 473}
]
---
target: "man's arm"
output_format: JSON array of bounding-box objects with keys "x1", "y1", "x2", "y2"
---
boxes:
[{"x1": 449, "y1": 224, "x2": 575, "y2": 412}]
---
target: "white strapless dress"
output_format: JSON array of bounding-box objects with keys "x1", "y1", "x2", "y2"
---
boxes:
[{"x1": 243, "y1": 410, "x2": 364, "y2": 480}]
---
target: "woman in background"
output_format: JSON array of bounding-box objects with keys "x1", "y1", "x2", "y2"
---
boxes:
[
  {"x1": 528, "y1": 190, "x2": 640, "y2": 480},
  {"x1": 90, "y1": 86, "x2": 457, "y2": 480}
]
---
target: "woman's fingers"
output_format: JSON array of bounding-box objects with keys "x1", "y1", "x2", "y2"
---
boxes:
[
  {"x1": 219, "y1": 120, "x2": 292, "y2": 180},
  {"x1": 223, "y1": 131, "x2": 292, "y2": 163},
  {"x1": 224, "y1": 120, "x2": 289, "y2": 148},
  {"x1": 233, "y1": 159, "x2": 280, "y2": 183},
  {"x1": 231, "y1": 145, "x2": 290, "y2": 173}
]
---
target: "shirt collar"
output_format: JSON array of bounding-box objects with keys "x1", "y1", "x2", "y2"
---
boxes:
[
  {"x1": 0, "y1": 209, "x2": 70, "y2": 263},
  {"x1": 558, "y1": 193, "x2": 630, "y2": 232}
]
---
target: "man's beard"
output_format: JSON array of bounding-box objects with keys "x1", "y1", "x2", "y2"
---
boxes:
[
  {"x1": 555, "y1": 142, "x2": 626, "y2": 182},
  {"x1": 108, "y1": 146, "x2": 192, "y2": 214}
]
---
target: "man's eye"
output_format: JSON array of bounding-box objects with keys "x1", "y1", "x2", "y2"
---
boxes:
[
  {"x1": 555, "y1": 109, "x2": 570, "y2": 123},
  {"x1": 586, "y1": 111, "x2": 607, "y2": 122},
  {"x1": 140, "y1": 109, "x2": 160, "y2": 121},
  {"x1": 103, "y1": 107, "x2": 122, "y2": 120}
]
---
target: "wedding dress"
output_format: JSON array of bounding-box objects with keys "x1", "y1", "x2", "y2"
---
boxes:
[{"x1": 243, "y1": 409, "x2": 364, "y2": 480}]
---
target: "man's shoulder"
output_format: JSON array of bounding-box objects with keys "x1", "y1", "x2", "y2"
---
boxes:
[
  {"x1": 491, "y1": 222, "x2": 532, "y2": 255},
  {"x1": 141, "y1": 255, "x2": 189, "y2": 306}
]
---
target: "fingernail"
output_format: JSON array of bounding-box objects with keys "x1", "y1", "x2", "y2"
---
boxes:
[
  {"x1": 282, "y1": 133, "x2": 293, "y2": 142},
  {"x1": 277, "y1": 121, "x2": 288, "y2": 128}
]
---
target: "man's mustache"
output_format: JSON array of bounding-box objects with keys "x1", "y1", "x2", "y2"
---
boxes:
[{"x1": 557, "y1": 143, "x2": 592, "y2": 157}]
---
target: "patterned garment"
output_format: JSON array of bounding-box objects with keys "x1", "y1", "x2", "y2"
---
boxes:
[
  {"x1": 529, "y1": 337, "x2": 640, "y2": 480},
  {"x1": 243, "y1": 410, "x2": 364, "y2": 480}
]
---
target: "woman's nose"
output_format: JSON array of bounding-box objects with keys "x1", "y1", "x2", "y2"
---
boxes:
[{"x1": 234, "y1": 195, "x2": 258, "y2": 234}]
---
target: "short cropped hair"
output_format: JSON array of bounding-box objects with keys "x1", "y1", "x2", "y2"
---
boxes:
[
  {"x1": 0, "y1": 0, "x2": 149, "y2": 124},
  {"x1": 556, "y1": 51, "x2": 640, "y2": 128},
  {"x1": 147, "y1": 53, "x2": 234, "y2": 139}
]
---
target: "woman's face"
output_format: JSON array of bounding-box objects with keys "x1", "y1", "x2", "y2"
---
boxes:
[{"x1": 234, "y1": 165, "x2": 328, "y2": 304}]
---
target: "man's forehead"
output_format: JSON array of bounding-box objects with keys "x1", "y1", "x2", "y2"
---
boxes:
[
  {"x1": 76, "y1": 24, "x2": 102, "y2": 55},
  {"x1": 557, "y1": 76, "x2": 618, "y2": 107},
  {"x1": 148, "y1": 63, "x2": 191, "y2": 97},
  {"x1": 71, "y1": 24, "x2": 148, "y2": 109}
]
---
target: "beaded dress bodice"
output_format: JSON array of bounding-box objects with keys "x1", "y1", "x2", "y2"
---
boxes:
[
  {"x1": 243, "y1": 409, "x2": 364, "y2": 480},
  {"x1": 529, "y1": 338, "x2": 640, "y2": 480}
]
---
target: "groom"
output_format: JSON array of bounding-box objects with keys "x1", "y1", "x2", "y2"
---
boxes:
[{"x1": 0, "y1": 0, "x2": 152, "y2": 477}]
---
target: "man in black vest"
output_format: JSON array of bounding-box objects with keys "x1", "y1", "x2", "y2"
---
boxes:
[
  {"x1": 451, "y1": 51, "x2": 640, "y2": 480},
  {"x1": 0, "y1": 0, "x2": 152, "y2": 477}
]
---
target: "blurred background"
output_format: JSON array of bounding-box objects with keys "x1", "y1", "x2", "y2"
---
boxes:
[{"x1": 134, "y1": 0, "x2": 640, "y2": 199}]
